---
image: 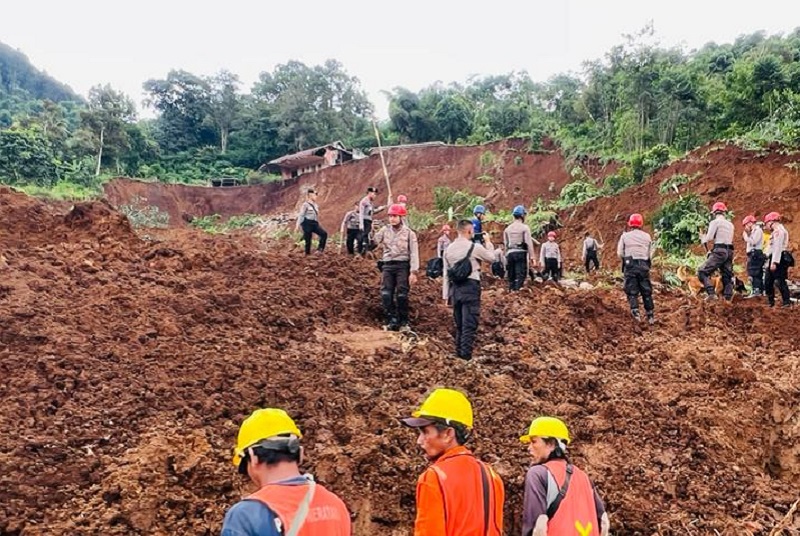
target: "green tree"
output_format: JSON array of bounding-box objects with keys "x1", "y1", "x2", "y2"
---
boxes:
[
  {"x1": 206, "y1": 70, "x2": 241, "y2": 154},
  {"x1": 79, "y1": 84, "x2": 136, "y2": 176},
  {"x1": 434, "y1": 93, "x2": 473, "y2": 142}
]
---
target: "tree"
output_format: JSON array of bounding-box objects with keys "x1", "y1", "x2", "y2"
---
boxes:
[
  {"x1": 79, "y1": 85, "x2": 136, "y2": 176},
  {"x1": 206, "y1": 70, "x2": 241, "y2": 154},
  {"x1": 434, "y1": 93, "x2": 473, "y2": 142}
]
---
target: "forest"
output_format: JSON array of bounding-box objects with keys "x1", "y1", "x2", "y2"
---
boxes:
[{"x1": 1, "y1": 25, "x2": 799, "y2": 197}]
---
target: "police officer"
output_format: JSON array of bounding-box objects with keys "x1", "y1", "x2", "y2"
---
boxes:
[
  {"x1": 539, "y1": 231, "x2": 562, "y2": 282},
  {"x1": 374, "y1": 204, "x2": 419, "y2": 331},
  {"x1": 295, "y1": 189, "x2": 327, "y2": 255},
  {"x1": 582, "y1": 231, "x2": 602, "y2": 272},
  {"x1": 358, "y1": 187, "x2": 385, "y2": 255},
  {"x1": 698, "y1": 201, "x2": 735, "y2": 301},
  {"x1": 339, "y1": 202, "x2": 361, "y2": 255},
  {"x1": 617, "y1": 213, "x2": 655, "y2": 324},
  {"x1": 742, "y1": 215, "x2": 765, "y2": 298},
  {"x1": 471, "y1": 205, "x2": 487, "y2": 245},
  {"x1": 504, "y1": 205, "x2": 537, "y2": 291},
  {"x1": 437, "y1": 224, "x2": 452, "y2": 258},
  {"x1": 763, "y1": 211, "x2": 792, "y2": 307}
]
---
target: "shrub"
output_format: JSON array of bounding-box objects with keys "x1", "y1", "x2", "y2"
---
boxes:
[
  {"x1": 16, "y1": 181, "x2": 101, "y2": 200},
  {"x1": 553, "y1": 180, "x2": 602, "y2": 209},
  {"x1": 479, "y1": 150, "x2": 498, "y2": 169},
  {"x1": 603, "y1": 168, "x2": 636, "y2": 194},
  {"x1": 651, "y1": 194, "x2": 708, "y2": 255},
  {"x1": 191, "y1": 213, "x2": 263, "y2": 233},
  {"x1": 406, "y1": 207, "x2": 438, "y2": 230},
  {"x1": 119, "y1": 196, "x2": 170, "y2": 228},
  {"x1": 433, "y1": 187, "x2": 484, "y2": 218},
  {"x1": 658, "y1": 173, "x2": 700, "y2": 194},
  {"x1": 630, "y1": 143, "x2": 671, "y2": 183}
]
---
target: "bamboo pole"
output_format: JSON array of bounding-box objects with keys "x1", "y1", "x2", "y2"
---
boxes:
[{"x1": 372, "y1": 120, "x2": 392, "y2": 202}]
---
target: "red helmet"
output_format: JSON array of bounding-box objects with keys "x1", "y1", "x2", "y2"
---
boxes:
[
  {"x1": 712, "y1": 201, "x2": 727, "y2": 213},
  {"x1": 547, "y1": 231, "x2": 557, "y2": 239},
  {"x1": 387, "y1": 204, "x2": 407, "y2": 217},
  {"x1": 742, "y1": 215, "x2": 757, "y2": 226},
  {"x1": 764, "y1": 211, "x2": 781, "y2": 223},
  {"x1": 441, "y1": 224, "x2": 451, "y2": 233},
  {"x1": 628, "y1": 213, "x2": 644, "y2": 228},
  {"x1": 397, "y1": 194, "x2": 408, "y2": 204}
]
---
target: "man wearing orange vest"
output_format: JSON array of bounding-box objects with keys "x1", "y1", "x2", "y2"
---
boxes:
[
  {"x1": 222, "y1": 408, "x2": 351, "y2": 536},
  {"x1": 401, "y1": 388, "x2": 504, "y2": 536},
  {"x1": 520, "y1": 417, "x2": 609, "y2": 536}
]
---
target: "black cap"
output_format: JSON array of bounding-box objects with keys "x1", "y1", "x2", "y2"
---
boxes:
[{"x1": 367, "y1": 187, "x2": 377, "y2": 193}]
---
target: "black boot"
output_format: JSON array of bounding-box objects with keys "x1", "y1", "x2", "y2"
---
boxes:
[{"x1": 631, "y1": 309, "x2": 641, "y2": 321}]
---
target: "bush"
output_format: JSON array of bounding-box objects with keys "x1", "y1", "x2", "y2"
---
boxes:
[
  {"x1": 191, "y1": 213, "x2": 263, "y2": 233},
  {"x1": 16, "y1": 181, "x2": 101, "y2": 200},
  {"x1": 553, "y1": 180, "x2": 602, "y2": 209},
  {"x1": 630, "y1": 143, "x2": 671, "y2": 183},
  {"x1": 651, "y1": 194, "x2": 708, "y2": 255},
  {"x1": 119, "y1": 196, "x2": 170, "y2": 228},
  {"x1": 433, "y1": 187, "x2": 484, "y2": 218},
  {"x1": 659, "y1": 173, "x2": 700, "y2": 194},
  {"x1": 603, "y1": 167, "x2": 636, "y2": 194},
  {"x1": 479, "y1": 150, "x2": 498, "y2": 169},
  {"x1": 406, "y1": 207, "x2": 438, "y2": 230}
]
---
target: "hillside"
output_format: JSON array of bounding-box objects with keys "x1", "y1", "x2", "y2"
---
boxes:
[{"x1": 0, "y1": 41, "x2": 79, "y2": 102}]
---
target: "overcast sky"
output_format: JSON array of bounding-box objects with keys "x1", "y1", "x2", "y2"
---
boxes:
[{"x1": 2, "y1": 0, "x2": 799, "y2": 118}]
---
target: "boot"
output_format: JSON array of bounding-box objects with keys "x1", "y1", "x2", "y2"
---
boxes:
[
  {"x1": 745, "y1": 291, "x2": 762, "y2": 299},
  {"x1": 631, "y1": 309, "x2": 641, "y2": 321},
  {"x1": 646, "y1": 311, "x2": 655, "y2": 325}
]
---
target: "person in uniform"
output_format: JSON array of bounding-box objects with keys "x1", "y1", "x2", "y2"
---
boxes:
[
  {"x1": 374, "y1": 203, "x2": 419, "y2": 331},
  {"x1": 617, "y1": 213, "x2": 655, "y2": 324},
  {"x1": 504, "y1": 205, "x2": 537, "y2": 291},
  {"x1": 697, "y1": 201, "x2": 735, "y2": 301},
  {"x1": 295, "y1": 189, "x2": 327, "y2": 255},
  {"x1": 539, "y1": 231, "x2": 561, "y2": 282},
  {"x1": 742, "y1": 215, "x2": 765, "y2": 298}
]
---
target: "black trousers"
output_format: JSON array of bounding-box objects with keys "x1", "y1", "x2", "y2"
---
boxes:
[
  {"x1": 381, "y1": 261, "x2": 410, "y2": 325},
  {"x1": 746, "y1": 250, "x2": 765, "y2": 293},
  {"x1": 543, "y1": 258, "x2": 560, "y2": 281},
  {"x1": 358, "y1": 220, "x2": 373, "y2": 255},
  {"x1": 585, "y1": 251, "x2": 599, "y2": 272},
  {"x1": 301, "y1": 220, "x2": 327, "y2": 255},
  {"x1": 698, "y1": 246, "x2": 734, "y2": 299},
  {"x1": 345, "y1": 228, "x2": 360, "y2": 255},
  {"x1": 623, "y1": 259, "x2": 654, "y2": 314},
  {"x1": 506, "y1": 251, "x2": 528, "y2": 291},
  {"x1": 452, "y1": 279, "x2": 481, "y2": 359},
  {"x1": 765, "y1": 260, "x2": 790, "y2": 305}
]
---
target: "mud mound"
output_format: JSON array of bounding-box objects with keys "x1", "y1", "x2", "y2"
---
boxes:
[{"x1": 1, "y1": 190, "x2": 799, "y2": 535}]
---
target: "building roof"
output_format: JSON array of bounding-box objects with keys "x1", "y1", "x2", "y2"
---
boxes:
[{"x1": 267, "y1": 141, "x2": 352, "y2": 170}]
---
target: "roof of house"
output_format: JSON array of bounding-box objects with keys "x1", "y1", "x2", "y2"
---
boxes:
[{"x1": 267, "y1": 141, "x2": 352, "y2": 169}]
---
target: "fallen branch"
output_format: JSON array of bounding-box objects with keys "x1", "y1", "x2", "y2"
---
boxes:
[{"x1": 768, "y1": 498, "x2": 799, "y2": 536}]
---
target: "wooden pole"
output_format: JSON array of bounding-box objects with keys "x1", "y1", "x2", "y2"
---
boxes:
[{"x1": 372, "y1": 120, "x2": 392, "y2": 202}]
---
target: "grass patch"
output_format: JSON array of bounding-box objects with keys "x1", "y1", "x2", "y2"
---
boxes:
[
  {"x1": 191, "y1": 213, "x2": 263, "y2": 234},
  {"x1": 15, "y1": 181, "x2": 102, "y2": 201}
]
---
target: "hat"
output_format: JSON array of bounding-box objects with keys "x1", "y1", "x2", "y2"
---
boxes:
[{"x1": 367, "y1": 187, "x2": 378, "y2": 193}]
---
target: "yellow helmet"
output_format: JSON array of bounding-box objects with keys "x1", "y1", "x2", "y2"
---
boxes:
[
  {"x1": 402, "y1": 388, "x2": 473, "y2": 429},
  {"x1": 519, "y1": 416, "x2": 570, "y2": 444},
  {"x1": 232, "y1": 408, "x2": 302, "y2": 467}
]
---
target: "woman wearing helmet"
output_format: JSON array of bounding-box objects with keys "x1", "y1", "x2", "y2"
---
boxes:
[
  {"x1": 519, "y1": 417, "x2": 609, "y2": 536},
  {"x1": 617, "y1": 213, "x2": 655, "y2": 323},
  {"x1": 504, "y1": 205, "x2": 538, "y2": 290},
  {"x1": 742, "y1": 215, "x2": 765, "y2": 297},
  {"x1": 763, "y1": 211, "x2": 792, "y2": 307}
]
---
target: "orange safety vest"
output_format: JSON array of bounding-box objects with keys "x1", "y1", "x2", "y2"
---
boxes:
[
  {"x1": 249, "y1": 480, "x2": 351, "y2": 535},
  {"x1": 544, "y1": 460, "x2": 599, "y2": 536},
  {"x1": 415, "y1": 446, "x2": 504, "y2": 536}
]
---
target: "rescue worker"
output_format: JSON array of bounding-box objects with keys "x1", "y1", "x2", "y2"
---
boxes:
[
  {"x1": 764, "y1": 211, "x2": 791, "y2": 307},
  {"x1": 582, "y1": 231, "x2": 602, "y2": 272},
  {"x1": 697, "y1": 201, "x2": 735, "y2": 301},
  {"x1": 442, "y1": 219, "x2": 497, "y2": 360},
  {"x1": 397, "y1": 194, "x2": 409, "y2": 226},
  {"x1": 358, "y1": 187, "x2": 385, "y2": 255},
  {"x1": 295, "y1": 189, "x2": 327, "y2": 255},
  {"x1": 437, "y1": 224, "x2": 452, "y2": 258},
  {"x1": 742, "y1": 215, "x2": 765, "y2": 298},
  {"x1": 539, "y1": 231, "x2": 562, "y2": 282},
  {"x1": 374, "y1": 203, "x2": 419, "y2": 331},
  {"x1": 340, "y1": 202, "x2": 361, "y2": 255},
  {"x1": 519, "y1": 417, "x2": 609, "y2": 536},
  {"x1": 617, "y1": 213, "x2": 655, "y2": 324},
  {"x1": 401, "y1": 388, "x2": 504, "y2": 536},
  {"x1": 504, "y1": 205, "x2": 537, "y2": 291},
  {"x1": 471, "y1": 205, "x2": 487, "y2": 245},
  {"x1": 222, "y1": 408, "x2": 351, "y2": 536}
]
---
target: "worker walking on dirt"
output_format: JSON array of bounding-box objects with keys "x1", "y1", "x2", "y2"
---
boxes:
[
  {"x1": 697, "y1": 202, "x2": 735, "y2": 301},
  {"x1": 582, "y1": 232, "x2": 602, "y2": 273},
  {"x1": 519, "y1": 417, "x2": 609, "y2": 536},
  {"x1": 222, "y1": 408, "x2": 351, "y2": 536},
  {"x1": 358, "y1": 187, "x2": 385, "y2": 255},
  {"x1": 401, "y1": 388, "x2": 504, "y2": 536},
  {"x1": 340, "y1": 202, "x2": 361, "y2": 255},
  {"x1": 295, "y1": 189, "x2": 328, "y2": 255},
  {"x1": 442, "y1": 219, "x2": 497, "y2": 360},
  {"x1": 437, "y1": 225, "x2": 452, "y2": 258},
  {"x1": 763, "y1": 211, "x2": 792, "y2": 307},
  {"x1": 504, "y1": 205, "x2": 537, "y2": 291},
  {"x1": 539, "y1": 231, "x2": 562, "y2": 282},
  {"x1": 742, "y1": 215, "x2": 765, "y2": 298},
  {"x1": 617, "y1": 213, "x2": 655, "y2": 324},
  {"x1": 471, "y1": 205, "x2": 487, "y2": 245},
  {"x1": 374, "y1": 203, "x2": 420, "y2": 331}
]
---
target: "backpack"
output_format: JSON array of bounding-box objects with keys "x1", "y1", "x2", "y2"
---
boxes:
[
  {"x1": 426, "y1": 257, "x2": 444, "y2": 279},
  {"x1": 447, "y1": 243, "x2": 476, "y2": 284},
  {"x1": 491, "y1": 260, "x2": 505, "y2": 278}
]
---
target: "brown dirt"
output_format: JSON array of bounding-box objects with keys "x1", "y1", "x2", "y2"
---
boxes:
[{"x1": 1, "y1": 186, "x2": 799, "y2": 535}]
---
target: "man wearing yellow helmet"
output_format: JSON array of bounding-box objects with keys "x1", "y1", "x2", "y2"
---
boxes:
[
  {"x1": 519, "y1": 417, "x2": 608, "y2": 536},
  {"x1": 222, "y1": 408, "x2": 351, "y2": 536},
  {"x1": 401, "y1": 388, "x2": 504, "y2": 536}
]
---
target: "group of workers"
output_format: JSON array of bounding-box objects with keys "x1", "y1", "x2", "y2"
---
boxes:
[{"x1": 222, "y1": 389, "x2": 609, "y2": 536}]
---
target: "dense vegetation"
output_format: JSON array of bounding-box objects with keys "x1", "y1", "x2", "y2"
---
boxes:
[{"x1": 1, "y1": 26, "x2": 800, "y2": 198}]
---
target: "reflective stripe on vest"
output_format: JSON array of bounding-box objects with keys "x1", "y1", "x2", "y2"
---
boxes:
[
  {"x1": 544, "y1": 460, "x2": 599, "y2": 536},
  {"x1": 249, "y1": 480, "x2": 350, "y2": 535}
]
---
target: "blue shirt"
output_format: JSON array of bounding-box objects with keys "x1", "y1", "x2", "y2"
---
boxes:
[
  {"x1": 471, "y1": 217, "x2": 483, "y2": 234},
  {"x1": 221, "y1": 476, "x2": 309, "y2": 536}
]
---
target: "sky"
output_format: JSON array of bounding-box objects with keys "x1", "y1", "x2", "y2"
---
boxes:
[{"x1": 2, "y1": 0, "x2": 799, "y2": 119}]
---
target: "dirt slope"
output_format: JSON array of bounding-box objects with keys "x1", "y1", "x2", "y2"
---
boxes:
[
  {"x1": 1, "y1": 187, "x2": 798, "y2": 535},
  {"x1": 556, "y1": 142, "x2": 800, "y2": 267},
  {"x1": 103, "y1": 138, "x2": 615, "y2": 233}
]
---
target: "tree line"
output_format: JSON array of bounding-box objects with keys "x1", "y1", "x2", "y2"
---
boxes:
[{"x1": 1, "y1": 26, "x2": 799, "y2": 191}]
